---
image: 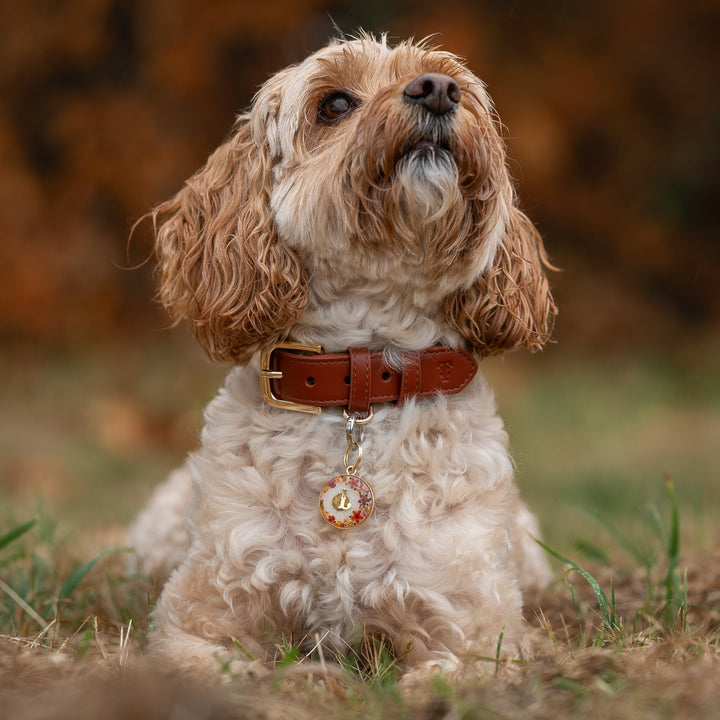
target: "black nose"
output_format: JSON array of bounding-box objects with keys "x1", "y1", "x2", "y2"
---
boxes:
[{"x1": 403, "y1": 73, "x2": 461, "y2": 115}]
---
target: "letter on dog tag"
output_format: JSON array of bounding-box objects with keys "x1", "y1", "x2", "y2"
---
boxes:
[{"x1": 332, "y1": 491, "x2": 352, "y2": 511}]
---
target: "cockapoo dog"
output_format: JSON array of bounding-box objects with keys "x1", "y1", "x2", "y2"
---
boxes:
[{"x1": 131, "y1": 34, "x2": 556, "y2": 678}]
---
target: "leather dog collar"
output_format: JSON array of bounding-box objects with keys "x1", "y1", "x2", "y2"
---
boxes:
[{"x1": 260, "y1": 343, "x2": 478, "y2": 415}]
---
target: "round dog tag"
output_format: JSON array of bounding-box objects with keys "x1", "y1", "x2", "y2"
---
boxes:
[{"x1": 319, "y1": 474, "x2": 374, "y2": 529}]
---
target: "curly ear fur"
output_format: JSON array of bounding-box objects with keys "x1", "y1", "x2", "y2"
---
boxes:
[
  {"x1": 153, "y1": 119, "x2": 308, "y2": 364},
  {"x1": 444, "y1": 208, "x2": 557, "y2": 356}
]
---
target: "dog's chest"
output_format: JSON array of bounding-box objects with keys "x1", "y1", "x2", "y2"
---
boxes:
[{"x1": 201, "y1": 377, "x2": 510, "y2": 545}]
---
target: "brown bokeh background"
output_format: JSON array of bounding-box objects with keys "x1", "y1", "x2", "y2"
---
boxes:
[{"x1": 2, "y1": 0, "x2": 718, "y2": 356}]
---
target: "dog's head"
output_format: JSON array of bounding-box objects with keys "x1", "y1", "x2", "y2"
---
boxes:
[{"x1": 153, "y1": 35, "x2": 556, "y2": 363}]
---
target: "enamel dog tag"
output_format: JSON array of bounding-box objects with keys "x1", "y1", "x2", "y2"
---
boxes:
[{"x1": 319, "y1": 474, "x2": 374, "y2": 529}]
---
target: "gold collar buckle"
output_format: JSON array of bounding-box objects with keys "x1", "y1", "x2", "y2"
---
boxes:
[{"x1": 259, "y1": 341, "x2": 324, "y2": 414}]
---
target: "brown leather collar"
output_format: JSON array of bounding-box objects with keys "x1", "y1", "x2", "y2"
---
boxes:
[{"x1": 260, "y1": 343, "x2": 478, "y2": 414}]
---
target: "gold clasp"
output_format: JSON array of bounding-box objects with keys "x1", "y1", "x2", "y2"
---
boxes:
[
  {"x1": 259, "y1": 341, "x2": 324, "y2": 414},
  {"x1": 342, "y1": 409, "x2": 373, "y2": 474},
  {"x1": 344, "y1": 440, "x2": 363, "y2": 474}
]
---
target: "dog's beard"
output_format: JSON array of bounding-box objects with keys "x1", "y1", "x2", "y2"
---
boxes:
[
  {"x1": 382, "y1": 145, "x2": 474, "y2": 268},
  {"x1": 394, "y1": 144, "x2": 460, "y2": 216}
]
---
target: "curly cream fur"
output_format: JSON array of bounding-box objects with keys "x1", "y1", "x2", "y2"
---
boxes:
[{"x1": 132, "y1": 34, "x2": 555, "y2": 678}]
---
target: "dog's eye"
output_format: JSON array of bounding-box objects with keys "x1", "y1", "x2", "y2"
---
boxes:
[{"x1": 318, "y1": 92, "x2": 357, "y2": 121}]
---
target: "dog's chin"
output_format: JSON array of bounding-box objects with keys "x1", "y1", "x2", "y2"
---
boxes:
[
  {"x1": 394, "y1": 143, "x2": 460, "y2": 201},
  {"x1": 398, "y1": 142, "x2": 456, "y2": 175}
]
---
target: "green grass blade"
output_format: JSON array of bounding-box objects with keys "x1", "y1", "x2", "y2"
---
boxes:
[
  {"x1": 58, "y1": 549, "x2": 120, "y2": 599},
  {"x1": 0, "y1": 518, "x2": 37, "y2": 551},
  {"x1": 577, "y1": 507, "x2": 653, "y2": 568},
  {"x1": 574, "y1": 539, "x2": 611, "y2": 565},
  {"x1": 231, "y1": 638, "x2": 256, "y2": 661},
  {"x1": 0, "y1": 577, "x2": 48, "y2": 629},
  {"x1": 537, "y1": 540, "x2": 618, "y2": 633},
  {"x1": 663, "y1": 479, "x2": 683, "y2": 623},
  {"x1": 275, "y1": 643, "x2": 301, "y2": 668},
  {"x1": 494, "y1": 626, "x2": 505, "y2": 678},
  {"x1": 645, "y1": 504, "x2": 667, "y2": 548},
  {"x1": 665, "y1": 479, "x2": 680, "y2": 567}
]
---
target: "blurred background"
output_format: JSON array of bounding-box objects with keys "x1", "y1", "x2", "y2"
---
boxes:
[{"x1": 1, "y1": 0, "x2": 718, "y2": 550}]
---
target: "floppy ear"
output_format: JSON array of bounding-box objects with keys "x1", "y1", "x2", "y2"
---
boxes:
[
  {"x1": 444, "y1": 208, "x2": 557, "y2": 356},
  {"x1": 152, "y1": 118, "x2": 308, "y2": 364}
]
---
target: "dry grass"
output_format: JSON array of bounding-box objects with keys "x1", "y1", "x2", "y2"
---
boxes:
[
  {"x1": 1, "y1": 587, "x2": 719, "y2": 720},
  {"x1": 1, "y1": 512, "x2": 719, "y2": 719}
]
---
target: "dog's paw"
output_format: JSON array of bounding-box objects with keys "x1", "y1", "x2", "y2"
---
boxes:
[
  {"x1": 214, "y1": 651, "x2": 270, "y2": 683},
  {"x1": 215, "y1": 655, "x2": 270, "y2": 684},
  {"x1": 398, "y1": 655, "x2": 463, "y2": 692}
]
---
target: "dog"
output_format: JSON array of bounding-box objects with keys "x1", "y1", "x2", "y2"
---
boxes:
[{"x1": 130, "y1": 34, "x2": 556, "y2": 678}]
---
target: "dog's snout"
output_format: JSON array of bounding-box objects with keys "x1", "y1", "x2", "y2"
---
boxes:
[{"x1": 403, "y1": 73, "x2": 461, "y2": 115}]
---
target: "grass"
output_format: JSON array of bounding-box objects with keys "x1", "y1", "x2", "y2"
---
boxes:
[
  {"x1": 1, "y1": 337, "x2": 719, "y2": 717},
  {"x1": 1, "y1": 484, "x2": 718, "y2": 718},
  {"x1": 539, "y1": 480, "x2": 688, "y2": 647},
  {"x1": 0, "y1": 513, "x2": 145, "y2": 647}
]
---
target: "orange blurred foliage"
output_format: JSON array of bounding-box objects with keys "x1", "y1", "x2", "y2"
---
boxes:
[{"x1": 1, "y1": 0, "x2": 717, "y2": 355}]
